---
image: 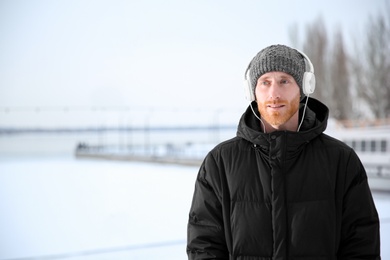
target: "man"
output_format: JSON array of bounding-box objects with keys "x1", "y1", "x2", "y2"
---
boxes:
[{"x1": 186, "y1": 44, "x2": 380, "y2": 259}]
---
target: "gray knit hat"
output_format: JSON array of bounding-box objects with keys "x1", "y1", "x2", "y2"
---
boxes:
[{"x1": 248, "y1": 44, "x2": 306, "y2": 96}]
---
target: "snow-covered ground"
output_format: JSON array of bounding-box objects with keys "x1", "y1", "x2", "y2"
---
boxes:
[{"x1": 0, "y1": 156, "x2": 389, "y2": 259}]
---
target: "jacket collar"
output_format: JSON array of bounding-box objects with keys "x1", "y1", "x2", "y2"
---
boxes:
[{"x1": 236, "y1": 97, "x2": 329, "y2": 146}]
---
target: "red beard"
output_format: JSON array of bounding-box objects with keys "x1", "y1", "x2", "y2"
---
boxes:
[{"x1": 257, "y1": 94, "x2": 300, "y2": 127}]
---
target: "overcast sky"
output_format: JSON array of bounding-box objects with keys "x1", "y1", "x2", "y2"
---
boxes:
[{"x1": 0, "y1": 0, "x2": 387, "y2": 126}]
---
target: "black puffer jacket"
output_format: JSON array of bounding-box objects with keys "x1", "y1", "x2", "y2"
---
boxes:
[{"x1": 187, "y1": 98, "x2": 380, "y2": 260}]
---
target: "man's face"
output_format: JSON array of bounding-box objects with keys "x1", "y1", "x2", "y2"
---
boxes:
[{"x1": 255, "y1": 71, "x2": 301, "y2": 129}]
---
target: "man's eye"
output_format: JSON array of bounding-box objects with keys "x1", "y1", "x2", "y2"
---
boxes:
[{"x1": 281, "y1": 79, "x2": 289, "y2": 84}]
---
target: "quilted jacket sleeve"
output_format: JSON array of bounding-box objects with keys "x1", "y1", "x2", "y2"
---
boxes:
[
  {"x1": 187, "y1": 153, "x2": 229, "y2": 260},
  {"x1": 338, "y1": 149, "x2": 381, "y2": 259}
]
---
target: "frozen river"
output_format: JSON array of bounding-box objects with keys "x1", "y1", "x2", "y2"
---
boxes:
[{"x1": 1, "y1": 156, "x2": 389, "y2": 259}]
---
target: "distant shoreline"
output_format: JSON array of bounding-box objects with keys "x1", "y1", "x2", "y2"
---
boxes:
[{"x1": 75, "y1": 151, "x2": 202, "y2": 167}]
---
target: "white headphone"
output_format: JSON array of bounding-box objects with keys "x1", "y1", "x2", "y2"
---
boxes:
[{"x1": 243, "y1": 48, "x2": 316, "y2": 101}]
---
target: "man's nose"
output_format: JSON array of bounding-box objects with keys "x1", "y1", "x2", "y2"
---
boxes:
[{"x1": 269, "y1": 82, "x2": 281, "y2": 99}]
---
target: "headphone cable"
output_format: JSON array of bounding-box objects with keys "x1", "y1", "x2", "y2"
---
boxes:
[
  {"x1": 297, "y1": 95, "x2": 309, "y2": 132},
  {"x1": 250, "y1": 102, "x2": 267, "y2": 133}
]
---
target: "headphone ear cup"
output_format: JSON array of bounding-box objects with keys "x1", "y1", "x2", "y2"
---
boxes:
[
  {"x1": 302, "y1": 71, "x2": 316, "y2": 95},
  {"x1": 243, "y1": 79, "x2": 255, "y2": 101},
  {"x1": 244, "y1": 68, "x2": 255, "y2": 101}
]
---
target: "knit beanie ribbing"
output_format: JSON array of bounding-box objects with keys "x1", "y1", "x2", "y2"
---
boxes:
[{"x1": 249, "y1": 44, "x2": 306, "y2": 96}]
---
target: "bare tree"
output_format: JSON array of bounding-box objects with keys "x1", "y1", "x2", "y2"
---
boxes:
[
  {"x1": 302, "y1": 17, "x2": 330, "y2": 107},
  {"x1": 330, "y1": 30, "x2": 351, "y2": 120},
  {"x1": 288, "y1": 23, "x2": 300, "y2": 48},
  {"x1": 351, "y1": 6, "x2": 390, "y2": 119}
]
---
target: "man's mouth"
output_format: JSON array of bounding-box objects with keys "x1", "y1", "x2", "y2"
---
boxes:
[{"x1": 267, "y1": 104, "x2": 285, "y2": 108}]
